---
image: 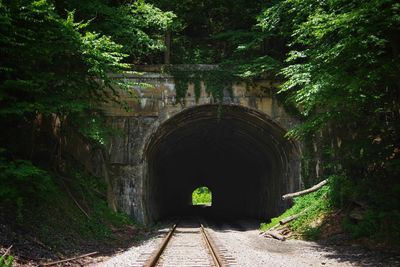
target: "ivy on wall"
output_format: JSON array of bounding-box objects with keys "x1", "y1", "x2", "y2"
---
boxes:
[{"x1": 167, "y1": 66, "x2": 235, "y2": 105}]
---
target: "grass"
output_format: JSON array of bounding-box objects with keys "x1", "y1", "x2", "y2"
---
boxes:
[{"x1": 260, "y1": 184, "x2": 332, "y2": 240}]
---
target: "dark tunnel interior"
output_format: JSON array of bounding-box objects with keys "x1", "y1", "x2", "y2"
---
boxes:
[{"x1": 144, "y1": 104, "x2": 300, "y2": 223}]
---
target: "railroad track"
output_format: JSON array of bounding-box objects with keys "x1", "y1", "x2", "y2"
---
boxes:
[{"x1": 144, "y1": 219, "x2": 229, "y2": 267}]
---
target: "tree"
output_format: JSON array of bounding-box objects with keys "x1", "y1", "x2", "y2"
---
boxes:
[
  {"x1": 257, "y1": 0, "x2": 400, "y2": 240},
  {"x1": 147, "y1": 0, "x2": 264, "y2": 63},
  {"x1": 54, "y1": 0, "x2": 177, "y2": 63},
  {"x1": 0, "y1": 0, "x2": 174, "y2": 208}
]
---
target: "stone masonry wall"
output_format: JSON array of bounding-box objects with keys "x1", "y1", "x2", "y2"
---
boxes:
[{"x1": 81, "y1": 67, "x2": 301, "y2": 224}]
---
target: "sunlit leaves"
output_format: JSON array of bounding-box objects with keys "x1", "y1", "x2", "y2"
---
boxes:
[
  {"x1": 59, "y1": 0, "x2": 177, "y2": 61},
  {"x1": 0, "y1": 0, "x2": 128, "y2": 113},
  {"x1": 261, "y1": 0, "x2": 400, "y2": 128},
  {"x1": 258, "y1": 0, "x2": 400, "y2": 206},
  {"x1": 82, "y1": 32, "x2": 128, "y2": 76}
]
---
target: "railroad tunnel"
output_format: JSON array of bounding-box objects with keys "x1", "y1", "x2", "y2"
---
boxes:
[{"x1": 143, "y1": 104, "x2": 301, "y2": 223}]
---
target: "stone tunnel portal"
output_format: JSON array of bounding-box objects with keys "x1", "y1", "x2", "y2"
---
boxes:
[{"x1": 144, "y1": 104, "x2": 300, "y2": 223}]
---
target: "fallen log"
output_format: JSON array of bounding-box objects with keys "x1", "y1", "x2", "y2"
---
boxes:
[
  {"x1": 282, "y1": 179, "x2": 328, "y2": 200},
  {"x1": 279, "y1": 227, "x2": 291, "y2": 236},
  {"x1": 40, "y1": 251, "x2": 98, "y2": 266},
  {"x1": 1, "y1": 245, "x2": 13, "y2": 258},
  {"x1": 263, "y1": 231, "x2": 286, "y2": 241},
  {"x1": 60, "y1": 179, "x2": 90, "y2": 219},
  {"x1": 28, "y1": 236, "x2": 53, "y2": 252},
  {"x1": 267, "y1": 223, "x2": 281, "y2": 231},
  {"x1": 278, "y1": 208, "x2": 309, "y2": 225},
  {"x1": 279, "y1": 213, "x2": 301, "y2": 225}
]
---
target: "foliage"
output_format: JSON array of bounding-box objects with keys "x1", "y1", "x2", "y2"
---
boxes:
[
  {"x1": 72, "y1": 111, "x2": 121, "y2": 146},
  {"x1": 261, "y1": 184, "x2": 331, "y2": 240},
  {"x1": 62, "y1": 170, "x2": 134, "y2": 239},
  {"x1": 0, "y1": 254, "x2": 13, "y2": 267},
  {"x1": 255, "y1": 0, "x2": 400, "y2": 242},
  {"x1": 0, "y1": 0, "x2": 399, "y2": 248},
  {"x1": 168, "y1": 67, "x2": 234, "y2": 104},
  {"x1": 148, "y1": 0, "x2": 264, "y2": 64},
  {"x1": 0, "y1": 151, "x2": 55, "y2": 222},
  {"x1": 0, "y1": 0, "x2": 176, "y2": 147},
  {"x1": 16, "y1": 167, "x2": 137, "y2": 254},
  {"x1": 54, "y1": 0, "x2": 178, "y2": 63},
  {"x1": 192, "y1": 186, "x2": 212, "y2": 205},
  {"x1": 222, "y1": 55, "x2": 281, "y2": 79},
  {"x1": 343, "y1": 210, "x2": 400, "y2": 244},
  {"x1": 0, "y1": 1, "x2": 171, "y2": 247},
  {"x1": 1, "y1": 0, "x2": 126, "y2": 116},
  {"x1": 0, "y1": 0, "x2": 127, "y2": 220},
  {"x1": 331, "y1": 174, "x2": 400, "y2": 244}
]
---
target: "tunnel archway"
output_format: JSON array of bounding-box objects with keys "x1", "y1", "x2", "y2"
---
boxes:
[{"x1": 143, "y1": 104, "x2": 301, "y2": 223}]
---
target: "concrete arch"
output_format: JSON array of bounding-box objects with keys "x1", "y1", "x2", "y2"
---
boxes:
[{"x1": 142, "y1": 104, "x2": 301, "y2": 223}]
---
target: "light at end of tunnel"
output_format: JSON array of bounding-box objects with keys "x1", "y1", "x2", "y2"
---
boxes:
[{"x1": 192, "y1": 186, "x2": 212, "y2": 206}]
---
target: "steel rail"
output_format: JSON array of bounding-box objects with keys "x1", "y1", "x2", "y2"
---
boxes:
[
  {"x1": 144, "y1": 223, "x2": 177, "y2": 267},
  {"x1": 200, "y1": 223, "x2": 225, "y2": 267},
  {"x1": 145, "y1": 220, "x2": 225, "y2": 267}
]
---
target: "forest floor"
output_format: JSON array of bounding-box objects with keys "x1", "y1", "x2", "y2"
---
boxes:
[
  {"x1": 0, "y1": 221, "x2": 156, "y2": 267},
  {"x1": 0, "y1": 202, "x2": 169, "y2": 267}
]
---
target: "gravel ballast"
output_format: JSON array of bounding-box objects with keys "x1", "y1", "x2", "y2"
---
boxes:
[
  {"x1": 206, "y1": 221, "x2": 400, "y2": 267},
  {"x1": 90, "y1": 220, "x2": 400, "y2": 267}
]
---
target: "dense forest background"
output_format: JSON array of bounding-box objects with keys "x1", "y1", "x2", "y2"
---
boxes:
[{"x1": 0, "y1": 0, "x2": 399, "y2": 261}]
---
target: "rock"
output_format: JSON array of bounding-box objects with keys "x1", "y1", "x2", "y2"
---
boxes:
[{"x1": 349, "y1": 208, "x2": 366, "y2": 221}]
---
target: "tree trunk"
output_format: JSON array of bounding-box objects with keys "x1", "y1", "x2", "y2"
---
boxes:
[
  {"x1": 100, "y1": 150, "x2": 117, "y2": 212},
  {"x1": 164, "y1": 29, "x2": 171, "y2": 64},
  {"x1": 282, "y1": 179, "x2": 328, "y2": 200}
]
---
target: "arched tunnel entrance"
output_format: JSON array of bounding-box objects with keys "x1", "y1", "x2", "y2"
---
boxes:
[{"x1": 143, "y1": 104, "x2": 300, "y2": 223}]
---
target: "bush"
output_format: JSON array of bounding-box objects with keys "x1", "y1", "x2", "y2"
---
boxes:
[{"x1": 0, "y1": 154, "x2": 55, "y2": 221}]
